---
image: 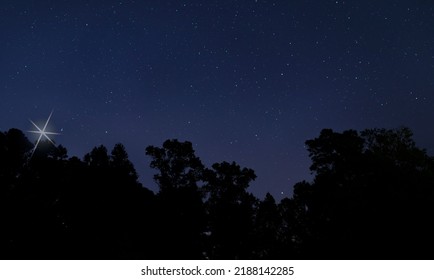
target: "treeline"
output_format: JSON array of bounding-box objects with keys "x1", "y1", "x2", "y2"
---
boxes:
[{"x1": 1, "y1": 127, "x2": 434, "y2": 259}]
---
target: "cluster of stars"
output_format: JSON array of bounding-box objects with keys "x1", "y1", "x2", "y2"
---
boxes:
[{"x1": 0, "y1": 0, "x2": 432, "y2": 198}]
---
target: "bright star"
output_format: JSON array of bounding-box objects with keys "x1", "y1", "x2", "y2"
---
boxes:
[{"x1": 28, "y1": 111, "x2": 60, "y2": 158}]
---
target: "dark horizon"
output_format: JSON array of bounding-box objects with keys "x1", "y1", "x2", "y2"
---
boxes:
[{"x1": 1, "y1": 125, "x2": 434, "y2": 259}]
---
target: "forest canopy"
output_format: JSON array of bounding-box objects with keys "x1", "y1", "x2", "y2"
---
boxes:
[{"x1": 0, "y1": 127, "x2": 433, "y2": 259}]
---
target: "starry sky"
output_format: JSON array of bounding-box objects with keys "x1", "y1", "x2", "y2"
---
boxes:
[{"x1": 1, "y1": 0, "x2": 434, "y2": 199}]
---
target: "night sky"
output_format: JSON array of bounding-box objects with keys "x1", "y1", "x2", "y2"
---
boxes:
[{"x1": 1, "y1": 0, "x2": 433, "y2": 199}]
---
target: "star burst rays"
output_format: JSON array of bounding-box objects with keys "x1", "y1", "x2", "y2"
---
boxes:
[{"x1": 28, "y1": 111, "x2": 60, "y2": 158}]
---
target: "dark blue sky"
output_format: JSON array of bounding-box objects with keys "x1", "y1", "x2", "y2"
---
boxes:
[{"x1": 1, "y1": 0, "x2": 433, "y2": 199}]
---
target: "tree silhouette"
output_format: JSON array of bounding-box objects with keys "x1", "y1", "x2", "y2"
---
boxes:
[
  {"x1": 0, "y1": 129, "x2": 33, "y2": 257},
  {"x1": 1, "y1": 126, "x2": 433, "y2": 259},
  {"x1": 111, "y1": 143, "x2": 139, "y2": 182},
  {"x1": 296, "y1": 127, "x2": 434, "y2": 259},
  {"x1": 108, "y1": 143, "x2": 154, "y2": 258},
  {"x1": 0, "y1": 129, "x2": 32, "y2": 181},
  {"x1": 252, "y1": 192, "x2": 280, "y2": 258},
  {"x1": 84, "y1": 145, "x2": 110, "y2": 168},
  {"x1": 145, "y1": 139, "x2": 206, "y2": 259},
  {"x1": 204, "y1": 161, "x2": 257, "y2": 259}
]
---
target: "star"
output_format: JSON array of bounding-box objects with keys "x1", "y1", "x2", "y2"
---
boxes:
[{"x1": 28, "y1": 110, "x2": 60, "y2": 158}]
